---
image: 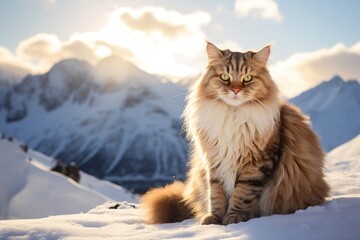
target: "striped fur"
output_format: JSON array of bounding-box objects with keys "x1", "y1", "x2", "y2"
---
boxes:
[{"x1": 141, "y1": 42, "x2": 329, "y2": 225}]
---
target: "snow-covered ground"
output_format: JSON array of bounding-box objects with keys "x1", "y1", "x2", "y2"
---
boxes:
[
  {"x1": 0, "y1": 134, "x2": 359, "y2": 239},
  {"x1": 0, "y1": 138, "x2": 138, "y2": 220}
]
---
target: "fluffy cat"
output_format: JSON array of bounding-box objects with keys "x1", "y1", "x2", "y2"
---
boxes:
[{"x1": 141, "y1": 42, "x2": 329, "y2": 225}]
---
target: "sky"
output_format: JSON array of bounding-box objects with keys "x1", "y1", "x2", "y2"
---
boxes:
[{"x1": 0, "y1": 0, "x2": 359, "y2": 97}]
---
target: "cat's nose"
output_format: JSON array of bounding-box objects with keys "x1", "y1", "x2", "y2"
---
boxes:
[{"x1": 232, "y1": 88, "x2": 240, "y2": 95}]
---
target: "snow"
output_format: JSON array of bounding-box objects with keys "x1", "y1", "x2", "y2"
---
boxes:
[
  {"x1": 325, "y1": 134, "x2": 360, "y2": 197},
  {"x1": 290, "y1": 76, "x2": 360, "y2": 151},
  {"x1": 0, "y1": 138, "x2": 138, "y2": 220},
  {"x1": 0, "y1": 198, "x2": 359, "y2": 239},
  {"x1": 327, "y1": 133, "x2": 360, "y2": 170},
  {"x1": 0, "y1": 134, "x2": 359, "y2": 239},
  {"x1": 80, "y1": 172, "x2": 138, "y2": 203}
]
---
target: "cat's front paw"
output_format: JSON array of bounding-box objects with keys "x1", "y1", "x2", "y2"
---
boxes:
[
  {"x1": 222, "y1": 213, "x2": 248, "y2": 225},
  {"x1": 200, "y1": 213, "x2": 222, "y2": 225}
]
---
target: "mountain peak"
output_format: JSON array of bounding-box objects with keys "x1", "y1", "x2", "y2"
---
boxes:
[
  {"x1": 97, "y1": 55, "x2": 129, "y2": 67},
  {"x1": 49, "y1": 58, "x2": 93, "y2": 76},
  {"x1": 291, "y1": 75, "x2": 360, "y2": 151},
  {"x1": 38, "y1": 59, "x2": 96, "y2": 111},
  {"x1": 95, "y1": 55, "x2": 159, "y2": 90},
  {"x1": 307, "y1": 75, "x2": 360, "y2": 95},
  {"x1": 328, "y1": 75, "x2": 344, "y2": 85}
]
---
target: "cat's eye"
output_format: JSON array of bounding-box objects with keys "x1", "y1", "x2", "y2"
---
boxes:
[
  {"x1": 220, "y1": 73, "x2": 230, "y2": 82},
  {"x1": 243, "y1": 75, "x2": 253, "y2": 83}
]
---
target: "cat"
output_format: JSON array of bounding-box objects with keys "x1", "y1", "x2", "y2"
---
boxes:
[{"x1": 141, "y1": 42, "x2": 330, "y2": 225}]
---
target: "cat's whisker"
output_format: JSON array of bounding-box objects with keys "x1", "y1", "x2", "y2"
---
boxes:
[
  {"x1": 173, "y1": 92, "x2": 187, "y2": 98},
  {"x1": 250, "y1": 97, "x2": 274, "y2": 116}
]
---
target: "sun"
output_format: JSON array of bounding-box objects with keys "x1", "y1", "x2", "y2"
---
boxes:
[{"x1": 95, "y1": 46, "x2": 112, "y2": 59}]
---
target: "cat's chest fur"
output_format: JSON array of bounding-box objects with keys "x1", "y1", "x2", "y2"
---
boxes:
[{"x1": 197, "y1": 100, "x2": 278, "y2": 197}]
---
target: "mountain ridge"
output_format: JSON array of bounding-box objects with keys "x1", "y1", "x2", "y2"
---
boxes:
[{"x1": 290, "y1": 75, "x2": 360, "y2": 151}]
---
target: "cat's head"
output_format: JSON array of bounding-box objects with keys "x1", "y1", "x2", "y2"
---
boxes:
[{"x1": 200, "y1": 42, "x2": 278, "y2": 107}]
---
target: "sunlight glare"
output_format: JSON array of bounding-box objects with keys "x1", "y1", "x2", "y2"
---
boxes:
[{"x1": 95, "y1": 45, "x2": 112, "y2": 58}]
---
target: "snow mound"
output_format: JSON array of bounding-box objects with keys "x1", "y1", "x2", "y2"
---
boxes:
[
  {"x1": 327, "y1": 133, "x2": 360, "y2": 172},
  {"x1": 0, "y1": 137, "x2": 138, "y2": 220},
  {"x1": 326, "y1": 134, "x2": 360, "y2": 197}
]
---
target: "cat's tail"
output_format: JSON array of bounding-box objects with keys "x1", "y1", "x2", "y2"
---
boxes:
[{"x1": 141, "y1": 181, "x2": 193, "y2": 224}]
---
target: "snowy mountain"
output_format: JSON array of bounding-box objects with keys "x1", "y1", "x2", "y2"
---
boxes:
[
  {"x1": 290, "y1": 76, "x2": 360, "y2": 151},
  {"x1": 0, "y1": 136, "x2": 138, "y2": 220},
  {"x1": 1, "y1": 135, "x2": 359, "y2": 239},
  {"x1": 0, "y1": 57, "x2": 188, "y2": 193}
]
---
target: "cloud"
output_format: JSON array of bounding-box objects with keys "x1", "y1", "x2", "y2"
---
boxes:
[
  {"x1": 0, "y1": 46, "x2": 34, "y2": 83},
  {"x1": 16, "y1": 33, "x2": 99, "y2": 73},
  {"x1": 0, "y1": 7, "x2": 212, "y2": 82},
  {"x1": 0, "y1": 46, "x2": 15, "y2": 60},
  {"x1": 44, "y1": 0, "x2": 56, "y2": 7},
  {"x1": 270, "y1": 42, "x2": 360, "y2": 97},
  {"x1": 115, "y1": 7, "x2": 210, "y2": 38},
  {"x1": 235, "y1": 0, "x2": 282, "y2": 22},
  {"x1": 92, "y1": 6, "x2": 211, "y2": 79},
  {"x1": 17, "y1": 34, "x2": 61, "y2": 61},
  {"x1": 118, "y1": 9, "x2": 187, "y2": 39},
  {"x1": 217, "y1": 41, "x2": 243, "y2": 52}
]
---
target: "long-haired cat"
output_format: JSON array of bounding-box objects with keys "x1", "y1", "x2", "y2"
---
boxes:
[{"x1": 141, "y1": 42, "x2": 329, "y2": 225}]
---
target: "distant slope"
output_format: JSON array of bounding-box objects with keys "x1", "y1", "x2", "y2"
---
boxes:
[
  {"x1": 290, "y1": 76, "x2": 360, "y2": 151},
  {"x1": 0, "y1": 137, "x2": 137, "y2": 220},
  {"x1": 326, "y1": 133, "x2": 360, "y2": 197},
  {"x1": 327, "y1": 133, "x2": 360, "y2": 168}
]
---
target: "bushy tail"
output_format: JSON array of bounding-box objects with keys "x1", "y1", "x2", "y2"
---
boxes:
[{"x1": 141, "y1": 181, "x2": 193, "y2": 224}]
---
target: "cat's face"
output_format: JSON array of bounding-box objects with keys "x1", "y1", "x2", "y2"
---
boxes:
[{"x1": 200, "y1": 42, "x2": 277, "y2": 107}]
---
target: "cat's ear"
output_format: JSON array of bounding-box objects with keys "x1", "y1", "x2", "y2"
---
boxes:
[
  {"x1": 254, "y1": 45, "x2": 271, "y2": 66},
  {"x1": 206, "y1": 41, "x2": 223, "y2": 63}
]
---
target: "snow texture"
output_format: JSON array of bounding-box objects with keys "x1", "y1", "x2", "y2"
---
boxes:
[
  {"x1": 0, "y1": 138, "x2": 138, "y2": 220},
  {"x1": 290, "y1": 76, "x2": 360, "y2": 151},
  {"x1": 0, "y1": 134, "x2": 359, "y2": 239}
]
